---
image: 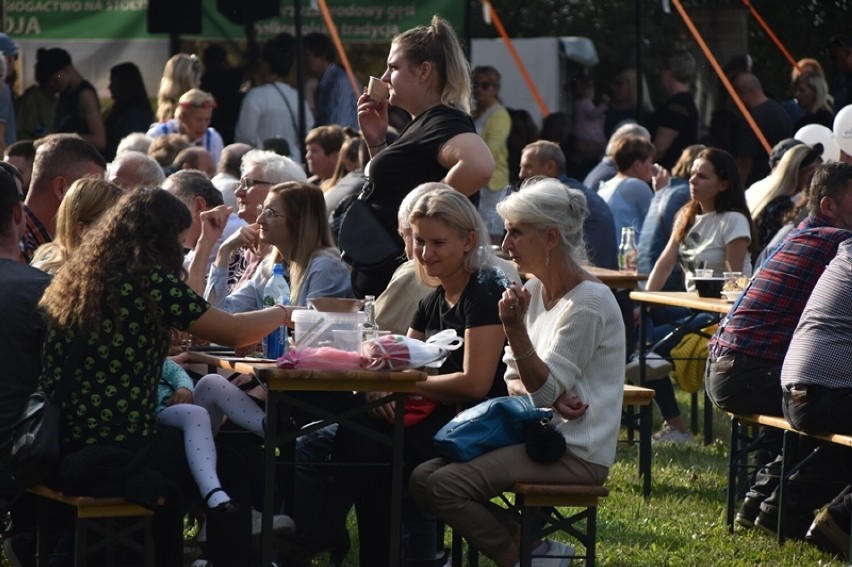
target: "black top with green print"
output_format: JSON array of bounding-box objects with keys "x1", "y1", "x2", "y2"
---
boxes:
[{"x1": 39, "y1": 269, "x2": 210, "y2": 452}]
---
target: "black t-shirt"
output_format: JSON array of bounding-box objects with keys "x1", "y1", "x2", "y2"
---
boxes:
[
  {"x1": 411, "y1": 268, "x2": 508, "y2": 401},
  {"x1": 368, "y1": 105, "x2": 476, "y2": 236},
  {"x1": 734, "y1": 99, "x2": 793, "y2": 186},
  {"x1": 54, "y1": 80, "x2": 98, "y2": 136},
  {"x1": 652, "y1": 91, "x2": 699, "y2": 170}
]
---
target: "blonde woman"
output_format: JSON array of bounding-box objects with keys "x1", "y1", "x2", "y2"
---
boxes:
[
  {"x1": 353, "y1": 15, "x2": 495, "y2": 297},
  {"x1": 148, "y1": 88, "x2": 223, "y2": 166},
  {"x1": 30, "y1": 178, "x2": 124, "y2": 273},
  {"x1": 205, "y1": 181, "x2": 353, "y2": 311},
  {"x1": 746, "y1": 143, "x2": 822, "y2": 251},
  {"x1": 156, "y1": 53, "x2": 202, "y2": 122}
]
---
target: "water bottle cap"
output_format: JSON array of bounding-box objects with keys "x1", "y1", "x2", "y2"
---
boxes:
[{"x1": 272, "y1": 263, "x2": 284, "y2": 275}]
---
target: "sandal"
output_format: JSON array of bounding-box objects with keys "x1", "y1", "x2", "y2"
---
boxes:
[{"x1": 203, "y1": 487, "x2": 239, "y2": 518}]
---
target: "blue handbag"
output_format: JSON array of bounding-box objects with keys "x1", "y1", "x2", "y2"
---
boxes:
[{"x1": 433, "y1": 396, "x2": 554, "y2": 462}]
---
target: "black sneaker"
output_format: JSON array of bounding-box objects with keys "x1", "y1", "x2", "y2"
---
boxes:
[
  {"x1": 755, "y1": 509, "x2": 811, "y2": 540},
  {"x1": 735, "y1": 497, "x2": 762, "y2": 528}
]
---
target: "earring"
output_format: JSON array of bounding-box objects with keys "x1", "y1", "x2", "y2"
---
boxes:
[{"x1": 545, "y1": 250, "x2": 550, "y2": 266}]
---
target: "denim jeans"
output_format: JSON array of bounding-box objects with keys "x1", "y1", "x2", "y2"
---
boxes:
[{"x1": 706, "y1": 351, "x2": 783, "y2": 416}]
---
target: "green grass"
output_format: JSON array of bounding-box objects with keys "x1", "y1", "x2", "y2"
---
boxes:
[
  {"x1": 328, "y1": 390, "x2": 848, "y2": 566},
  {"x1": 16, "y1": 390, "x2": 844, "y2": 566}
]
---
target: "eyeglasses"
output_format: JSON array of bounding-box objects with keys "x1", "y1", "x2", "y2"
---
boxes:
[
  {"x1": 239, "y1": 177, "x2": 274, "y2": 189},
  {"x1": 257, "y1": 205, "x2": 284, "y2": 219},
  {"x1": 472, "y1": 82, "x2": 492, "y2": 91},
  {"x1": 179, "y1": 100, "x2": 217, "y2": 110}
]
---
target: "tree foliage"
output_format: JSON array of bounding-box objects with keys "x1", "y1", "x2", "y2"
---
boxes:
[{"x1": 470, "y1": 0, "x2": 852, "y2": 103}]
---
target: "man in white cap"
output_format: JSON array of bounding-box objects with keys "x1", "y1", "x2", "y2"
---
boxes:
[{"x1": 0, "y1": 33, "x2": 18, "y2": 152}]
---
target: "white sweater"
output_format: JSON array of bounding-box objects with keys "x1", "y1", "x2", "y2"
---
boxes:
[{"x1": 504, "y1": 279, "x2": 625, "y2": 468}]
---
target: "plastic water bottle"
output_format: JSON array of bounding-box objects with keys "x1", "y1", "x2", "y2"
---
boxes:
[{"x1": 262, "y1": 264, "x2": 290, "y2": 359}]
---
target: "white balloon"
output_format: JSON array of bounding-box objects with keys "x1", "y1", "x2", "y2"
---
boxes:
[
  {"x1": 795, "y1": 124, "x2": 841, "y2": 163},
  {"x1": 833, "y1": 105, "x2": 852, "y2": 156}
]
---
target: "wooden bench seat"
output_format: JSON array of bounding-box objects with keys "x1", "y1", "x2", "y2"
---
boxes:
[
  {"x1": 727, "y1": 413, "x2": 852, "y2": 554},
  {"x1": 28, "y1": 485, "x2": 162, "y2": 567},
  {"x1": 452, "y1": 483, "x2": 608, "y2": 567}
]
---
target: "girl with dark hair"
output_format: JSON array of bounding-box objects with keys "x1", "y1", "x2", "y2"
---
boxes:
[
  {"x1": 36, "y1": 187, "x2": 292, "y2": 565},
  {"x1": 103, "y1": 62, "x2": 154, "y2": 160},
  {"x1": 641, "y1": 147, "x2": 756, "y2": 443}
]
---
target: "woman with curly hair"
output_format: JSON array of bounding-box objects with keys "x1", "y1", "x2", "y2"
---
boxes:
[{"x1": 36, "y1": 187, "x2": 292, "y2": 565}]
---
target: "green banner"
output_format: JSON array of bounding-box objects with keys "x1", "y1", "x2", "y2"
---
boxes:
[{"x1": 4, "y1": 0, "x2": 465, "y2": 42}]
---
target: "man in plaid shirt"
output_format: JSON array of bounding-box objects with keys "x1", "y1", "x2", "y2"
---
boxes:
[{"x1": 706, "y1": 161, "x2": 852, "y2": 537}]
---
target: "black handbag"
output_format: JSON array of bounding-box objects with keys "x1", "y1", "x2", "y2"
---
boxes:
[
  {"x1": 10, "y1": 335, "x2": 85, "y2": 487},
  {"x1": 337, "y1": 179, "x2": 404, "y2": 269}
]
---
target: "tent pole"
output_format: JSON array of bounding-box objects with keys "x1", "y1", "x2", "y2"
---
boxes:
[
  {"x1": 294, "y1": 0, "x2": 307, "y2": 166},
  {"x1": 636, "y1": 0, "x2": 645, "y2": 126}
]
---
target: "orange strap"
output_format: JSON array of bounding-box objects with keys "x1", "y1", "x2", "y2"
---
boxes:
[
  {"x1": 482, "y1": 0, "x2": 549, "y2": 117},
  {"x1": 741, "y1": 0, "x2": 800, "y2": 73},
  {"x1": 672, "y1": 0, "x2": 771, "y2": 154},
  {"x1": 316, "y1": 0, "x2": 361, "y2": 99}
]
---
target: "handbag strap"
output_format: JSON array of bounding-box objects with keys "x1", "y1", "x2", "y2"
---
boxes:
[
  {"x1": 49, "y1": 332, "x2": 88, "y2": 405},
  {"x1": 271, "y1": 83, "x2": 299, "y2": 139}
]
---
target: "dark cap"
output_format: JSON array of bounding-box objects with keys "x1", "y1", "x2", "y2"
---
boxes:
[{"x1": 768, "y1": 138, "x2": 804, "y2": 170}]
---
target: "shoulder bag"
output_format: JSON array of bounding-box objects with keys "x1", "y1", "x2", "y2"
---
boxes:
[
  {"x1": 337, "y1": 178, "x2": 404, "y2": 269},
  {"x1": 10, "y1": 335, "x2": 86, "y2": 487},
  {"x1": 432, "y1": 396, "x2": 554, "y2": 462}
]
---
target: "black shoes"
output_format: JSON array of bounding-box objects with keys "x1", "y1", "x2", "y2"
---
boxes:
[
  {"x1": 754, "y1": 508, "x2": 811, "y2": 540},
  {"x1": 735, "y1": 496, "x2": 762, "y2": 528}
]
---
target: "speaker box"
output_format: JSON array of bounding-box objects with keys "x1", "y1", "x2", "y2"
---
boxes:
[
  {"x1": 217, "y1": 0, "x2": 280, "y2": 26},
  {"x1": 148, "y1": 0, "x2": 202, "y2": 34}
]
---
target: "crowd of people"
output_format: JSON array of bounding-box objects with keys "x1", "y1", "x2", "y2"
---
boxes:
[{"x1": 0, "y1": 17, "x2": 852, "y2": 567}]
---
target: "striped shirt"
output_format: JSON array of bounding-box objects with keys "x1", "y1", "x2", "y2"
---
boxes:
[{"x1": 710, "y1": 215, "x2": 851, "y2": 363}]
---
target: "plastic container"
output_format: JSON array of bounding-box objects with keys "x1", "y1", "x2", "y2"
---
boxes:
[{"x1": 292, "y1": 309, "x2": 367, "y2": 352}]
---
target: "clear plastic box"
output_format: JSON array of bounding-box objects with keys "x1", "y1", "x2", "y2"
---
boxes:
[{"x1": 292, "y1": 309, "x2": 366, "y2": 351}]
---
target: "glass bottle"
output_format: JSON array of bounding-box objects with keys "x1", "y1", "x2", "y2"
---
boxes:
[{"x1": 618, "y1": 227, "x2": 638, "y2": 273}]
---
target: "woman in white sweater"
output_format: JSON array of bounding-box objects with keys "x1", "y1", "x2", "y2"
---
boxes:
[{"x1": 410, "y1": 178, "x2": 626, "y2": 567}]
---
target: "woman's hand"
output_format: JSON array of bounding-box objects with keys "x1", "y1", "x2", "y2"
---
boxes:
[
  {"x1": 553, "y1": 393, "x2": 588, "y2": 420},
  {"x1": 357, "y1": 90, "x2": 389, "y2": 149},
  {"x1": 365, "y1": 391, "x2": 395, "y2": 422},
  {"x1": 215, "y1": 223, "x2": 260, "y2": 267},
  {"x1": 198, "y1": 205, "x2": 232, "y2": 247},
  {"x1": 498, "y1": 281, "x2": 529, "y2": 328},
  {"x1": 651, "y1": 164, "x2": 671, "y2": 192},
  {"x1": 506, "y1": 378, "x2": 528, "y2": 397}
]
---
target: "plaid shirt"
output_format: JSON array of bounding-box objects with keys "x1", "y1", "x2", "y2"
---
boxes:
[
  {"x1": 710, "y1": 215, "x2": 852, "y2": 363},
  {"x1": 19, "y1": 204, "x2": 51, "y2": 264}
]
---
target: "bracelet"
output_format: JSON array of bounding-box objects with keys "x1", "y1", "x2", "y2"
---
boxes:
[
  {"x1": 273, "y1": 304, "x2": 288, "y2": 315},
  {"x1": 512, "y1": 345, "x2": 536, "y2": 362},
  {"x1": 369, "y1": 140, "x2": 387, "y2": 149}
]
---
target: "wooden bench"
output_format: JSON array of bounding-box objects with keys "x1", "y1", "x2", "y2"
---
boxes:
[
  {"x1": 452, "y1": 483, "x2": 609, "y2": 567},
  {"x1": 28, "y1": 484, "x2": 161, "y2": 567},
  {"x1": 727, "y1": 413, "x2": 852, "y2": 553},
  {"x1": 622, "y1": 384, "x2": 655, "y2": 497}
]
